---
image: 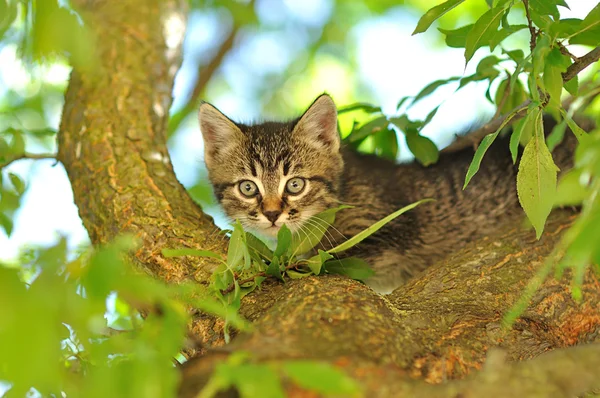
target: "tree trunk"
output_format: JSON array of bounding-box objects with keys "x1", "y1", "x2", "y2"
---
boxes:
[{"x1": 57, "y1": 1, "x2": 600, "y2": 397}]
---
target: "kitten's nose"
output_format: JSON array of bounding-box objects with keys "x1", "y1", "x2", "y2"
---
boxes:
[{"x1": 263, "y1": 210, "x2": 282, "y2": 224}]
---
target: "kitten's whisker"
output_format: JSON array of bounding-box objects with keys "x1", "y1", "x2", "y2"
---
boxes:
[
  {"x1": 308, "y1": 216, "x2": 348, "y2": 242},
  {"x1": 301, "y1": 217, "x2": 339, "y2": 252}
]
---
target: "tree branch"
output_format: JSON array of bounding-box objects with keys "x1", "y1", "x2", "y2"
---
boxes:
[
  {"x1": 442, "y1": 46, "x2": 600, "y2": 154},
  {"x1": 180, "y1": 342, "x2": 600, "y2": 398},
  {"x1": 563, "y1": 46, "x2": 600, "y2": 82},
  {"x1": 167, "y1": 21, "x2": 242, "y2": 135},
  {"x1": 522, "y1": 0, "x2": 537, "y2": 52},
  {"x1": 0, "y1": 153, "x2": 57, "y2": 169}
]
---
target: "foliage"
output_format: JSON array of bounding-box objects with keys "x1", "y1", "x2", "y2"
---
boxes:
[
  {"x1": 0, "y1": 237, "x2": 190, "y2": 397},
  {"x1": 197, "y1": 352, "x2": 361, "y2": 398},
  {"x1": 164, "y1": 199, "x2": 431, "y2": 342}
]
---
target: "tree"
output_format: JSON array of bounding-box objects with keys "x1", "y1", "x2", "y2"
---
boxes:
[{"x1": 1, "y1": 0, "x2": 600, "y2": 397}]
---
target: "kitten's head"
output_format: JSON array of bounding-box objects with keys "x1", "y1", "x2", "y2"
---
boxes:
[{"x1": 198, "y1": 94, "x2": 343, "y2": 238}]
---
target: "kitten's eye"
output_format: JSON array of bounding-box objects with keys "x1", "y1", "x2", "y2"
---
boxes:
[
  {"x1": 239, "y1": 180, "x2": 258, "y2": 197},
  {"x1": 286, "y1": 177, "x2": 306, "y2": 195}
]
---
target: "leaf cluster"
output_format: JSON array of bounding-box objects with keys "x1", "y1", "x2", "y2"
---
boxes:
[{"x1": 164, "y1": 199, "x2": 431, "y2": 341}]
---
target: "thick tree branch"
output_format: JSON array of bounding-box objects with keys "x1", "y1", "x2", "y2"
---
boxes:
[
  {"x1": 180, "y1": 210, "x2": 600, "y2": 396},
  {"x1": 442, "y1": 46, "x2": 600, "y2": 154},
  {"x1": 0, "y1": 153, "x2": 57, "y2": 169},
  {"x1": 59, "y1": 0, "x2": 227, "y2": 285},
  {"x1": 180, "y1": 342, "x2": 600, "y2": 398}
]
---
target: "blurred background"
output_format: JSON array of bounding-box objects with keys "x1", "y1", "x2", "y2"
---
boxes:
[{"x1": 0, "y1": 0, "x2": 597, "y2": 262}]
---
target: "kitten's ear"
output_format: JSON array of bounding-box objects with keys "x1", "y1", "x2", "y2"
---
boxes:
[
  {"x1": 293, "y1": 94, "x2": 340, "y2": 152},
  {"x1": 198, "y1": 102, "x2": 243, "y2": 167}
]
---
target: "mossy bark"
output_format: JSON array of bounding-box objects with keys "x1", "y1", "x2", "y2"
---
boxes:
[{"x1": 57, "y1": 1, "x2": 600, "y2": 397}]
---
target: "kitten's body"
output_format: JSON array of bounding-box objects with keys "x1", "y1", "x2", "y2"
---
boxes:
[{"x1": 199, "y1": 95, "x2": 575, "y2": 293}]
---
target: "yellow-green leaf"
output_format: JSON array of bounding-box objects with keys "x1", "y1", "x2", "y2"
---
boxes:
[
  {"x1": 464, "y1": 6, "x2": 506, "y2": 64},
  {"x1": 412, "y1": 0, "x2": 466, "y2": 35},
  {"x1": 516, "y1": 119, "x2": 559, "y2": 239},
  {"x1": 327, "y1": 199, "x2": 433, "y2": 254}
]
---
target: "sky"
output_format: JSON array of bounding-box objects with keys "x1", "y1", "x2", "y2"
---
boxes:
[{"x1": 0, "y1": 0, "x2": 597, "y2": 261}]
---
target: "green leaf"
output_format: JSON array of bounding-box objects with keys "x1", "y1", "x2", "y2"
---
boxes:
[
  {"x1": 438, "y1": 24, "x2": 473, "y2": 48},
  {"x1": 274, "y1": 224, "x2": 292, "y2": 257},
  {"x1": 8, "y1": 172, "x2": 25, "y2": 195},
  {"x1": 464, "y1": 105, "x2": 527, "y2": 188},
  {"x1": 564, "y1": 75, "x2": 578, "y2": 96},
  {"x1": 227, "y1": 221, "x2": 246, "y2": 267},
  {"x1": 495, "y1": 78, "x2": 527, "y2": 115},
  {"x1": 412, "y1": 0, "x2": 466, "y2": 35},
  {"x1": 545, "y1": 48, "x2": 570, "y2": 71},
  {"x1": 373, "y1": 128, "x2": 399, "y2": 161},
  {"x1": 543, "y1": 63, "x2": 563, "y2": 107},
  {"x1": 464, "y1": 6, "x2": 506, "y2": 64},
  {"x1": 346, "y1": 116, "x2": 389, "y2": 143},
  {"x1": 532, "y1": 34, "x2": 551, "y2": 77},
  {"x1": 504, "y1": 49, "x2": 524, "y2": 63},
  {"x1": 529, "y1": 0, "x2": 560, "y2": 20},
  {"x1": 327, "y1": 199, "x2": 432, "y2": 254},
  {"x1": 406, "y1": 133, "x2": 439, "y2": 166},
  {"x1": 550, "y1": 18, "x2": 582, "y2": 38},
  {"x1": 290, "y1": 205, "x2": 351, "y2": 256},
  {"x1": 561, "y1": 110, "x2": 587, "y2": 140},
  {"x1": 568, "y1": 3, "x2": 600, "y2": 45},
  {"x1": 230, "y1": 364, "x2": 285, "y2": 398},
  {"x1": 194, "y1": 299, "x2": 251, "y2": 332},
  {"x1": 337, "y1": 103, "x2": 381, "y2": 115},
  {"x1": 245, "y1": 232, "x2": 273, "y2": 261},
  {"x1": 323, "y1": 258, "x2": 374, "y2": 281},
  {"x1": 396, "y1": 96, "x2": 412, "y2": 111},
  {"x1": 306, "y1": 250, "x2": 333, "y2": 275},
  {"x1": 546, "y1": 119, "x2": 567, "y2": 152},
  {"x1": 489, "y1": 24, "x2": 528, "y2": 50},
  {"x1": 0, "y1": 212, "x2": 13, "y2": 236},
  {"x1": 411, "y1": 78, "x2": 459, "y2": 107},
  {"x1": 266, "y1": 256, "x2": 283, "y2": 281},
  {"x1": 286, "y1": 270, "x2": 314, "y2": 279},
  {"x1": 554, "y1": 169, "x2": 589, "y2": 207},
  {"x1": 510, "y1": 106, "x2": 541, "y2": 163},
  {"x1": 283, "y1": 361, "x2": 361, "y2": 396},
  {"x1": 516, "y1": 114, "x2": 558, "y2": 239},
  {"x1": 161, "y1": 248, "x2": 224, "y2": 261}
]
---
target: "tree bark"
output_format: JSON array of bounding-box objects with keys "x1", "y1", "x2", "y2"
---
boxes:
[{"x1": 57, "y1": 1, "x2": 600, "y2": 397}]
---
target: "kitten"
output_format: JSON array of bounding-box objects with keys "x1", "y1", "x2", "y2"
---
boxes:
[{"x1": 198, "y1": 94, "x2": 573, "y2": 293}]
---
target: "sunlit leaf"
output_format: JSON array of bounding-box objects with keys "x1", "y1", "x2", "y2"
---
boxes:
[
  {"x1": 290, "y1": 206, "x2": 351, "y2": 255},
  {"x1": 464, "y1": 6, "x2": 506, "y2": 64},
  {"x1": 323, "y1": 257, "x2": 374, "y2": 281},
  {"x1": 438, "y1": 24, "x2": 473, "y2": 48},
  {"x1": 327, "y1": 199, "x2": 432, "y2": 254},
  {"x1": 283, "y1": 361, "x2": 361, "y2": 396},
  {"x1": 274, "y1": 224, "x2": 292, "y2": 257},
  {"x1": 412, "y1": 0, "x2": 466, "y2": 35},
  {"x1": 406, "y1": 133, "x2": 439, "y2": 166},
  {"x1": 516, "y1": 116, "x2": 558, "y2": 239},
  {"x1": 464, "y1": 105, "x2": 528, "y2": 188}
]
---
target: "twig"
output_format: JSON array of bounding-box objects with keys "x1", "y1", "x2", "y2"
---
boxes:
[
  {"x1": 442, "y1": 46, "x2": 600, "y2": 154},
  {"x1": 167, "y1": 0, "x2": 260, "y2": 136},
  {"x1": 563, "y1": 46, "x2": 600, "y2": 82},
  {"x1": 522, "y1": 0, "x2": 537, "y2": 52},
  {"x1": 0, "y1": 153, "x2": 58, "y2": 169},
  {"x1": 557, "y1": 41, "x2": 578, "y2": 61}
]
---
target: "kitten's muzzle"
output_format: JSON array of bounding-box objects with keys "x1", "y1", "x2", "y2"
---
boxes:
[{"x1": 263, "y1": 210, "x2": 282, "y2": 224}]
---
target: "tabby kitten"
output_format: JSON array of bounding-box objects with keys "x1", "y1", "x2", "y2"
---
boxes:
[{"x1": 198, "y1": 94, "x2": 571, "y2": 293}]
